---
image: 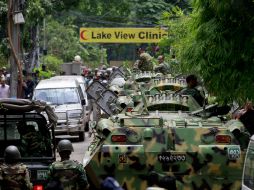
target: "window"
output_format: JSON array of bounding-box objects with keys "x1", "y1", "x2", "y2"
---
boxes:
[
  {"x1": 6, "y1": 122, "x2": 20, "y2": 140},
  {"x1": 34, "y1": 88, "x2": 80, "y2": 105}
]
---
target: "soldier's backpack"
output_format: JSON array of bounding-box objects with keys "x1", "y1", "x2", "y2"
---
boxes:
[
  {"x1": 50, "y1": 160, "x2": 80, "y2": 189},
  {"x1": 0, "y1": 163, "x2": 30, "y2": 190}
]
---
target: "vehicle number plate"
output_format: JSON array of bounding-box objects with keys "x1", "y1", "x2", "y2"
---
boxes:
[
  {"x1": 158, "y1": 153, "x2": 186, "y2": 163},
  {"x1": 227, "y1": 147, "x2": 241, "y2": 160},
  {"x1": 37, "y1": 170, "x2": 48, "y2": 180}
]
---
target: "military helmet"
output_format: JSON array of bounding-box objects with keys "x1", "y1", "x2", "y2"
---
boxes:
[
  {"x1": 140, "y1": 53, "x2": 152, "y2": 62},
  {"x1": 57, "y1": 139, "x2": 74, "y2": 152},
  {"x1": 4, "y1": 145, "x2": 21, "y2": 162}
]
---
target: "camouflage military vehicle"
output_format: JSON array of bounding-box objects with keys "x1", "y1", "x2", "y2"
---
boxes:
[
  {"x1": 84, "y1": 70, "x2": 249, "y2": 189},
  {"x1": 83, "y1": 90, "x2": 249, "y2": 190},
  {"x1": 0, "y1": 99, "x2": 57, "y2": 189}
]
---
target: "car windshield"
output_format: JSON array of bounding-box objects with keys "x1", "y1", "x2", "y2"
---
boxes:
[
  {"x1": 34, "y1": 88, "x2": 80, "y2": 105},
  {"x1": 0, "y1": 114, "x2": 53, "y2": 158},
  {"x1": 243, "y1": 139, "x2": 254, "y2": 189}
]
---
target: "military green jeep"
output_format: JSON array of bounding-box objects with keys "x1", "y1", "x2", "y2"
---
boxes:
[{"x1": 0, "y1": 99, "x2": 57, "y2": 189}]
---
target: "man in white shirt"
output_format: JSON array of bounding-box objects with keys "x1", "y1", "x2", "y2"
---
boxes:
[{"x1": 0, "y1": 78, "x2": 10, "y2": 98}]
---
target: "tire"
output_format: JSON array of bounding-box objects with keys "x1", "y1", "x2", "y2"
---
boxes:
[{"x1": 79, "y1": 131, "x2": 85, "y2": 141}]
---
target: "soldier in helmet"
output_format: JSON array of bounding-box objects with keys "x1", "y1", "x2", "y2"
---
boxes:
[
  {"x1": 46, "y1": 139, "x2": 89, "y2": 190},
  {"x1": 138, "y1": 52, "x2": 154, "y2": 72},
  {"x1": 0, "y1": 145, "x2": 32, "y2": 190},
  {"x1": 154, "y1": 55, "x2": 170, "y2": 75},
  {"x1": 17, "y1": 122, "x2": 48, "y2": 157}
]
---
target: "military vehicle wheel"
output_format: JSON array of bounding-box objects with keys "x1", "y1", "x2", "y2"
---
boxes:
[{"x1": 79, "y1": 131, "x2": 85, "y2": 141}]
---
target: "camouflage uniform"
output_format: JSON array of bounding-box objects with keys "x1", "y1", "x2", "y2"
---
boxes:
[
  {"x1": 138, "y1": 53, "x2": 154, "y2": 72},
  {"x1": 19, "y1": 127, "x2": 47, "y2": 157},
  {"x1": 47, "y1": 160, "x2": 89, "y2": 190},
  {"x1": 0, "y1": 163, "x2": 32, "y2": 190},
  {"x1": 154, "y1": 63, "x2": 170, "y2": 75}
]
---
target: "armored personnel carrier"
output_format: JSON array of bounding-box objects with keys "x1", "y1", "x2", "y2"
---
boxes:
[
  {"x1": 84, "y1": 70, "x2": 249, "y2": 190},
  {"x1": 83, "y1": 91, "x2": 248, "y2": 190},
  {"x1": 84, "y1": 113, "x2": 247, "y2": 190}
]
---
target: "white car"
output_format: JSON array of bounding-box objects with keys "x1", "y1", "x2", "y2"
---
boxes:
[{"x1": 33, "y1": 77, "x2": 87, "y2": 141}]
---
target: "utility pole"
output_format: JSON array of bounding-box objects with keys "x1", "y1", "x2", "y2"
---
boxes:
[
  {"x1": 8, "y1": 0, "x2": 18, "y2": 98},
  {"x1": 8, "y1": 0, "x2": 24, "y2": 98}
]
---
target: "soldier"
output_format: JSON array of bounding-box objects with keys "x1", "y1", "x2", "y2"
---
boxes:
[
  {"x1": 179, "y1": 74, "x2": 205, "y2": 106},
  {"x1": 154, "y1": 55, "x2": 170, "y2": 75},
  {"x1": 46, "y1": 139, "x2": 89, "y2": 190},
  {"x1": 138, "y1": 52, "x2": 154, "y2": 72},
  {"x1": 17, "y1": 122, "x2": 47, "y2": 157},
  {"x1": 0, "y1": 146, "x2": 32, "y2": 190},
  {"x1": 239, "y1": 101, "x2": 254, "y2": 136}
]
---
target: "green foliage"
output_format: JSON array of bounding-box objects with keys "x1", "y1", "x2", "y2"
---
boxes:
[
  {"x1": 22, "y1": 0, "x2": 55, "y2": 50},
  {"x1": 0, "y1": 0, "x2": 8, "y2": 59},
  {"x1": 42, "y1": 54, "x2": 63, "y2": 74},
  {"x1": 132, "y1": 0, "x2": 173, "y2": 26},
  {"x1": 0, "y1": 53, "x2": 7, "y2": 68},
  {"x1": 44, "y1": 18, "x2": 84, "y2": 62},
  {"x1": 181, "y1": 0, "x2": 254, "y2": 103},
  {"x1": 44, "y1": 17, "x2": 105, "y2": 67},
  {"x1": 157, "y1": 6, "x2": 190, "y2": 76},
  {"x1": 159, "y1": 6, "x2": 190, "y2": 56}
]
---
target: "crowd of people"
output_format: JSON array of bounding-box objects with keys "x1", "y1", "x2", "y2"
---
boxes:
[
  {"x1": 0, "y1": 64, "x2": 52, "y2": 99},
  {"x1": 133, "y1": 47, "x2": 178, "y2": 75}
]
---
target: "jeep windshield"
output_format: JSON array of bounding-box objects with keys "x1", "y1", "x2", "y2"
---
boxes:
[
  {"x1": 0, "y1": 113, "x2": 54, "y2": 161},
  {"x1": 34, "y1": 88, "x2": 80, "y2": 105}
]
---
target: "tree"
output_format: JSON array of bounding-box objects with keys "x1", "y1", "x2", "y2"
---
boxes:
[
  {"x1": 133, "y1": 0, "x2": 173, "y2": 26},
  {"x1": 43, "y1": 55, "x2": 63, "y2": 74},
  {"x1": 42, "y1": 17, "x2": 105, "y2": 69},
  {"x1": 159, "y1": 6, "x2": 190, "y2": 55},
  {"x1": 179, "y1": 0, "x2": 254, "y2": 103},
  {"x1": 0, "y1": 0, "x2": 8, "y2": 67}
]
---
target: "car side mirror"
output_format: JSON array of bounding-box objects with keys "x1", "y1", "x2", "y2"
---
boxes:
[{"x1": 81, "y1": 99, "x2": 86, "y2": 106}]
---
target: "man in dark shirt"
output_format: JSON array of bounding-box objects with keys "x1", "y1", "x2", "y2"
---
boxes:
[
  {"x1": 239, "y1": 101, "x2": 254, "y2": 136},
  {"x1": 180, "y1": 75, "x2": 205, "y2": 106},
  {"x1": 23, "y1": 73, "x2": 35, "y2": 99}
]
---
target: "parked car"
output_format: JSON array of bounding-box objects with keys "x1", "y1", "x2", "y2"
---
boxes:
[
  {"x1": 0, "y1": 98, "x2": 57, "y2": 189},
  {"x1": 33, "y1": 77, "x2": 87, "y2": 141}
]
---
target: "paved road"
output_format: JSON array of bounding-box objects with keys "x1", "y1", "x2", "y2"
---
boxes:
[{"x1": 56, "y1": 132, "x2": 93, "y2": 163}]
